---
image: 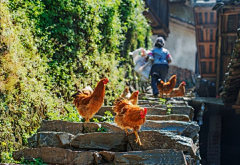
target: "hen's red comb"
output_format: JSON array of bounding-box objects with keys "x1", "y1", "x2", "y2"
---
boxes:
[{"x1": 143, "y1": 108, "x2": 147, "y2": 115}]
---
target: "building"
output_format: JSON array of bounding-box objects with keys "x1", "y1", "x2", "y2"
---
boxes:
[
  {"x1": 166, "y1": 2, "x2": 196, "y2": 72},
  {"x1": 213, "y1": 0, "x2": 240, "y2": 95},
  {"x1": 143, "y1": 0, "x2": 170, "y2": 38},
  {"x1": 193, "y1": 0, "x2": 218, "y2": 84}
]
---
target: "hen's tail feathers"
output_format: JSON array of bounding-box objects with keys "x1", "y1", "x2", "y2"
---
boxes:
[
  {"x1": 113, "y1": 97, "x2": 125, "y2": 106},
  {"x1": 72, "y1": 89, "x2": 82, "y2": 98}
]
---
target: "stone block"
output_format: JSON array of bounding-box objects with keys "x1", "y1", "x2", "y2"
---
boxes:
[
  {"x1": 127, "y1": 130, "x2": 199, "y2": 160},
  {"x1": 70, "y1": 132, "x2": 127, "y2": 152},
  {"x1": 114, "y1": 149, "x2": 187, "y2": 165},
  {"x1": 38, "y1": 120, "x2": 83, "y2": 135},
  {"x1": 13, "y1": 147, "x2": 94, "y2": 165}
]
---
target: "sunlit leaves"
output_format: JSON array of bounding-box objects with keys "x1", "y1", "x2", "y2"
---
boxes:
[{"x1": 0, "y1": 0, "x2": 152, "y2": 162}]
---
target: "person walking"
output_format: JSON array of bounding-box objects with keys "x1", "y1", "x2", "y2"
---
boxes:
[{"x1": 148, "y1": 37, "x2": 173, "y2": 97}]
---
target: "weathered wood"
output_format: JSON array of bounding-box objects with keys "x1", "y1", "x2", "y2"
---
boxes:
[
  {"x1": 232, "y1": 90, "x2": 240, "y2": 114},
  {"x1": 216, "y1": 11, "x2": 222, "y2": 95}
]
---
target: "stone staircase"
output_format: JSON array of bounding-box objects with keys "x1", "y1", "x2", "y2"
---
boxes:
[{"x1": 13, "y1": 90, "x2": 200, "y2": 165}]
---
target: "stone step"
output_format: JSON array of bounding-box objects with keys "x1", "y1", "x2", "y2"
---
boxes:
[
  {"x1": 13, "y1": 147, "x2": 189, "y2": 165},
  {"x1": 166, "y1": 100, "x2": 189, "y2": 106},
  {"x1": 36, "y1": 120, "x2": 124, "y2": 135},
  {"x1": 127, "y1": 131, "x2": 199, "y2": 160},
  {"x1": 27, "y1": 130, "x2": 198, "y2": 159},
  {"x1": 93, "y1": 114, "x2": 190, "y2": 122},
  {"x1": 142, "y1": 120, "x2": 200, "y2": 139},
  {"x1": 146, "y1": 114, "x2": 190, "y2": 121},
  {"x1": 97, "y1": 106, "x2": 194, "y2": 119},
  {"x1": 170, "y1": 106, "x2": 194, "y2": 120},
  {"x1": 35, "y1": 120, "x2": 198, "y2": 139}
]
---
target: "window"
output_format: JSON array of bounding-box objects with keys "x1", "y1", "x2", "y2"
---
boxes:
[
  {"x1": 209, "y1": 45, "x2": 213, "y2": 58},
  {"x1": 228, "y1": 15, "x2": 236, "y2": 32},
  {"x1": 205, "y1": 12, "x2": 208, "y2": 23},
  {"x1": 210, "y1": 29, "x2": 213, "y2": 41},
  {"x1": 209, "y1": 61, "x2": 212, "y2": 73},
  {"x1": 199, "y1": 29, "x2": 204, "y2": 41},
  {"x1": 210, "y1": 12, "x2": 214, "y2": 23},
  {"x1": 201, "y1": 62, "x2": 207, "y2": 74},
  {"x1": 206, "y1": 29, "x2": 208, "y2": 40},
  {"x1": 227, "y1": 36, "x2": 236, "y2": 54},
  {"x1": 200, "y1": 45, "x2": 205, "y2": 58},
  {"x1": 238, "y1": 14, "x2": 240, "y2": 28},
  {"x1": 198, "y1": 13, "x2": 203, "y2": 24}
]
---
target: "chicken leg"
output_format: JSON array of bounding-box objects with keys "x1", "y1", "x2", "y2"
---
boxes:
[
  {"x1": 134, "y1": 131, "x2": 143, "y2": 145},
  {"x1": 85, "y1": 118, "x2": 90, "y2": 122}
]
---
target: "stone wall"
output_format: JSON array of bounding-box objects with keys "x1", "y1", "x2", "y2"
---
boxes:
[
  {"x1": 13, "y1": 91, "x2": 201, "y2": 165},
  {"x1": 168, "y1": 65, "x2": 195, "y2": 87}
]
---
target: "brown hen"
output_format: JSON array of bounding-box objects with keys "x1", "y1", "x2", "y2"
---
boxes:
[
  {"x1": 157, "y1": 75, "x2": 177, "y2": 98},
  {"x1": 113, "y1": 98, "x2": 147, "y2": 145},
  {"x1": 170, "y1": 81, "x2": 186, "y2": 97},
  {"x1": 120, "y1": 86, "x2": 131, "y2": 99},
  {"x1": 72, "y1": 78, "x2": 109, "y2": 122}
]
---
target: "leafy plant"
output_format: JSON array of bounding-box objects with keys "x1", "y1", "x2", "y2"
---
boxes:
[
  {"x1": 96, "y1": 127, "x2": 107, "y2": 132},
  {"x1": 0, "y1": 0, "x2": 152, "y2": 163},
  {"x1": 19, "y1": 157, "x2": 47, "y2": 165},
  {"x1": 102, "y1": 111, "x2": 114, "y2": 123},
  {"x1": 92, "y1": 118, "x2": 100, "y2": 122},
  {"x1": 159, "y1": 98, "x2": 167, "y2": 105},
  {"x1": 142, "y1": 96, "x2": 147, "y2": 100},
  {"x1": 166, "y1": 103, "x2": 172, "y2": 115}
]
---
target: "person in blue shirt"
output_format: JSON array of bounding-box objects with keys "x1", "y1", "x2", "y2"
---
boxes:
[{"x1": 148, "y1": 37, "x2": 173, "y2": 98}]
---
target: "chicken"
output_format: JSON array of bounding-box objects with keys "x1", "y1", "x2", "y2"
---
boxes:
[
  {"x1": 81, "y1": 86, "x2": 93, "y2": 96},
  {"x1": 113, "y1": 98, "x2": 147, "y2": 145},
  {"x1": 120, "y1": 86, "x2": 131, "y2": 99},
  {"x1": 120, "y1": 87, "x2": 139, "y2": 105},
  {"x1": 72, "y1": 78, "x2": 109, "y2": 122},
  {"x1": 128, "y1": 90, "x2": 139, "y2": 105},
  {"x1": 170, "y1": 81, "x2": 186, "y2": 97},
  {"x1": 156, "y1": 75, "x2": 177, "y2": 98}
]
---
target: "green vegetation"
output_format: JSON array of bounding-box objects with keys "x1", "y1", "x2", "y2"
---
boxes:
[
  {"x1": 96, "y1": 127, "x2": 108, "y2": 132},
  {"x1": 0, "y1": 0, "x2": 152, "y2": 162},
  {"x1": 159, "y1": 98, "x2": 167, "y2": 105},
  {"x1": 166, "y1": 104, "x2": 173, "y2": 115},
  {"x1": 102, "y1": 111, "x2": 114, "y2": 122},
  {"x1": 19, "y1": 157, "x2": 47, "y2": 165}
]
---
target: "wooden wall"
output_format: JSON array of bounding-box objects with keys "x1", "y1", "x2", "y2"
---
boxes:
[{"x1": 194, "y1": 6, "x2": 217, "y2": 82}]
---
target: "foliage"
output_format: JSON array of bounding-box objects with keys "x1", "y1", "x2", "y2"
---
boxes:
[
  {"x1": 0, "y1": 0, "x2": 152, "y2": 163},
  {"x1": 158, "y1": 98, "x2": 167, "y2": 105},
  {"x1": 92, "y1": 111, "x2": 114, "y2": 123},
  {"x1": 102, "y1": 111, "x2": 114, "y2": 122},
  {"x1": 166, "y1": 104, "x2": 172, "y2": 115},
  {"x1": 20, "y1": 157, "x2": 47, "y2": 165},
  {"x1": 96, "y1": 127, "x2": 108, "y2": 132}
]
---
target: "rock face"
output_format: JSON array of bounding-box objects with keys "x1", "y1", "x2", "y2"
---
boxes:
[
  {"x1": 71, "y1": 132, "x2": 127, "y2": 151},
  {"x1": 13, "y1": 147, "x2": 94, "y2": 165},
  {"x1": 113, "y1": 149, "x2": 187, "y2": 164},
  {"x1": 13, "y1": 93, "x2": 201, "y2": 165}
]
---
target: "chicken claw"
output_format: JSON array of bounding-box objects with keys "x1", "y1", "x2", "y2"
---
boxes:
[{"x1": 134, "y1": 131, "x2": 143, "y2": 145}]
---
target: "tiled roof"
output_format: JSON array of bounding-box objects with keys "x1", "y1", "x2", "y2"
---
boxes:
[
  {"x1": 170, "y1": 14, "x2": 195, "y2": 26},
  {"x1": 213, "y1": 0, "x2": 240, "y2": 10},
  {"x1": 221, "y1": 29, "x2": 240, "y2": 107}
]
